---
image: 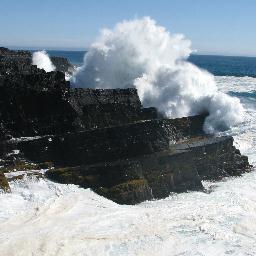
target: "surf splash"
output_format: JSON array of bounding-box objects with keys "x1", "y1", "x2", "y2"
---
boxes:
[
  {"x1": 32, "y1": 50, "x2": 56, "y2": 72},
  {"x1": 72, "y1": 17, "x2": 244, "y2": 133}
]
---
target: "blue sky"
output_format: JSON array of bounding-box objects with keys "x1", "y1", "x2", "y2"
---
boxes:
[{"x1": 1, "y1": 0, "x2": 255, "y2": 56}]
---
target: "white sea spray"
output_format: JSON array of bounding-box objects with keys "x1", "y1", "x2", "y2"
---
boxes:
[
  {"x1": 32, "y1": 50, "x2": 56, "y2": 72},
  {"x1": 72, "y1": 17, "x2": 244, "y2": 133}
]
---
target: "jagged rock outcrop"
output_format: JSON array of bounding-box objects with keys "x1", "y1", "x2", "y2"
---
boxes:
[
  {"x1": 0, "y1": 47, "x2": 31, "y2": 59},
  {"x1": 0, "y1": 47, "x2": 74, "y2": 74},
  {"x1": 0, "y1": 69, "x2": 76, "y2": 137},
  {"x1": 1, "y1": 48, "x2": 154, "y2": 137},
  {"x1": 0, "y1": 47, "x2": 252, "y2": 204},
  {"x1": 50, "y1": 56, "x2": 74, "y2": 74}
]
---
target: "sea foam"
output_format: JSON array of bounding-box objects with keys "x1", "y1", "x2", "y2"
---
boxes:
[{"x1": 72, "y1": 17, "x2": 244, "y2": 133}]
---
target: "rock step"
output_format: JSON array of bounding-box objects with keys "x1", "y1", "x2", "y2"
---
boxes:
[
  {"x1": 45, "y1": 135, "x2": 251, "y2": 204},
  {"x1": 0, "y1": 70, "x2": 158, "y2": 136},
  {"x1": 16, "y1": 115, "x2": 206, "y2": 166},
  {"x1": 69, "y1": 88, "x2": 159, "y2": 130}
]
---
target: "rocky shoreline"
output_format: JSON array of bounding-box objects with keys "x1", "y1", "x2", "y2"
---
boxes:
[{"x1": 0, "y1": 47, "x2": 252, "y2": 204}]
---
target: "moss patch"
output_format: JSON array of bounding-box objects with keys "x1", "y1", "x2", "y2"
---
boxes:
[
  {"x1": 0, "y1": 173, "x2": 11, "y2": 192},
  {"x1": 96, "y1": 179, "x2": 152, "y2": 204},
  {"x1": 0, "y1": 161, "x2": 53, "y2": 173},
  {"x1": 7, "y1": 172, "x2": 44, "y2": 182},
  {"x1": 46, "y1": 167, "x2": 100, "y2": 187},
  {"x1": 97, "y1": 179, "x2": 148, "y2": 196},
  {"x1": 110, "y1": 179, "x2": 148, "y2": 192}
]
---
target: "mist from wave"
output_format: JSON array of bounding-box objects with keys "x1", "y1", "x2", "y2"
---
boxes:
[
  {"x1": 71, "y1": 17, "x2": 244, "y2": 134},
  {"x1": 32, "y1": 50, "x2": 56, "y2": 72}
]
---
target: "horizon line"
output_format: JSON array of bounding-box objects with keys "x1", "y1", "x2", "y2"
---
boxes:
[{"x1": 3, "y1": 45, "x2": 256, "y2": 58}]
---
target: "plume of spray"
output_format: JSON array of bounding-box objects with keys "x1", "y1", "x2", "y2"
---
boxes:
[
  {"x1": 72, "y1": 17, "x2": 244, "y2": 133},
  {"x1": 32, "y1": 50, "x2": 56, "y2": 72}
]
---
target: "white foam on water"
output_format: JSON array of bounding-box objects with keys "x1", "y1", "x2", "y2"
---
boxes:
[
  {"x1": 215, "y1": 76, "x2": 256, "y2": 93},
  {"x1": 215, "y1": 76, "x2": 256, "y2": 165},
  {"x1": 0, "y1": 77, "x2": 255, "y2": 255}
]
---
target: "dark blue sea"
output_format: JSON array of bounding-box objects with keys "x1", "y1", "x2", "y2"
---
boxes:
[
  {"x1": 44, "y1": 50, "x2": 256, "y2": 78},
  {"x1": 189, "y1": 54, "x2": 256, "y2": 77},
  {"x1": 43, "y1": 50, "x2": 85, "y2": 66},
  {"x1": 44, "y1": 50, "x2": 256, "y2": 101}
]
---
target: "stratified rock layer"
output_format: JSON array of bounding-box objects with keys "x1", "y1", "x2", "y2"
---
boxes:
[
  {"x1": 0, "y1": 47, "x2": 252, "y2": 204},
  {"x1": 17, "y1": 115, "x2": 205, "y2": 166}
]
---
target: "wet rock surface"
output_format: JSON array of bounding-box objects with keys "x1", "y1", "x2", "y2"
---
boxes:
[
  {"x1": 50, "y1": 56, "x2": 74, "y2": 74},
  {"x1": 16, "y1": 115, "x2": 205, "y2": 166},
  {"x1": 45, "y1": 136, "x2": 250, "y2": 204},
  {"x1": 0, "y1": 47, "x2": 252, "y2": 204}
]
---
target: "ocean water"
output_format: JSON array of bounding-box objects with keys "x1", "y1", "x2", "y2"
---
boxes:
[
  {"x1": 0, "y1": 53, "x2": 256, "y2": 256},
  {"x1": 37, "y1": 50, "x2": 85, "y2": 66},
  {"x1": 46, "y1": 50, "x2": 256, "y2": 77},
  {"x1": 189, "y1": 55, "x2": 256, "y2": 77}
]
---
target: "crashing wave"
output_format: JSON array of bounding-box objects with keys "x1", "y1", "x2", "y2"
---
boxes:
[
  {"x1": 32, "y1": 50, "x2": 56, "y2": 72},
  {"x1": 72, "y1": 17, "x2": 244, "y2": 133}
]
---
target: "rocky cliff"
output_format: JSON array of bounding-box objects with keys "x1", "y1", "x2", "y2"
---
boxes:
[{"x1": 0, "y1": 47, "x2": 252, "y2": 204}]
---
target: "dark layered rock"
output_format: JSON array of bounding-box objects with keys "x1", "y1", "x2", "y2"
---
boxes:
[
  {"x1": 0, "y1": 47, "x2": 74, "y2": 74},
  {"x1": 16, "y1": 121, "x2": 252, "y2": 204},
  {"x1": 0, "y1": 48, "x2": 157, "y2": 137},
  {"x1": 0, "y1": 69, "x2": 77, "y2": 137},
  {"x1": 50, "y1": 56, "x2": 74, "y2": 74},
  {"x1": 45, "y1": 136, "x2": 251, "y2": 204},
  {"x1": 0, "y1": 47, "x2": 252, "y2": 204},
  {"x1": 17, "y1": 115, "x2": 205, "y2": 166},
  {"x1": 69, "y1": 88, "x2": 158, "y2": 129},
  {"x1": 45, "y1": 147, "x2": 203, "y2": 204},
  {"x1": 191, "y1": 137, "x2": 250, "y2": 179},
  {"x1": 0, "y1": 47, "x2": 31, "y2": 58}
]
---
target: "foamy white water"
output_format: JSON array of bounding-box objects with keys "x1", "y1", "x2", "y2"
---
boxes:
[
  {"x1": 215, "y1": 76, "x2": 256, "y2": 93},
  {"x1": 0, "y1": 76, "x2": 255, "y2": 256}
]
